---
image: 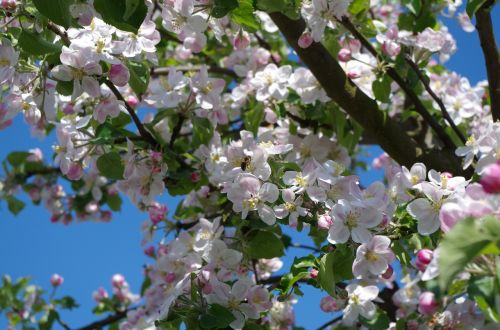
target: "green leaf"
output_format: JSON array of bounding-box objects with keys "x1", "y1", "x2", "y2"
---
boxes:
[
  {"x1": 106, "y1": 193, "x2": 122, "y2": 211},
  {"x1": 243, "y1": 103, "x2": 265, "y2": 135},
  {"x1": 200, "y1": 304, "x2": 236, "y2": 329},
  {"x1": 372, "y1": 76, "x2": 391, "y2": 103},
  {"x1": 191, "y1": 117, "x2": 214, "y2": 148},
  {"x1": 94, "y1": 0, "x2": 148, "y2": 33},
  {"x1": 349, "y1": 0, "x2": 370, "y2": 15},
  {"x1": 96, "y1": 152, "x2": 125, "y2": 180},
  {"x1": 53, "y1": 296, "x2": 79, "y2": 310},
  {"x1": 7, "y1": 151, "x2": 31, "y2": 166},
  {"x1": 211, "y1": 0, "x2": 239, "y2": 18},
  {"x1": 360, "y1": 311, "x2": 390, "y2": 329},
  {"x1": 6, "y1": 196, "x2": 25, "y2": 215},
  {"x1": 438, "y1": 217, "x2": 500, "y2": 290},
  {"x1": 39, "y1": 309, "x2": 58, "y2": 330},
  {"x1": 255, "y1": 0, "x2": 286, "y2": 12},
  {"x1": 231, "y1": 0, "x2": 260, "y2": 32},
  {"x1": 56, "y1": 81, "x2": 74, "y2": 96},
  {"x1": 18, "y1": 30, "x2": 61, "y2": 56},
  {"x1": 247, "y1": 230, "x2": 285, "y2": 259},
  {"x1": 391, "y1": 240, "x2": 411, "y2": 267},
  {"x1": 127, "y1": 61, "x2": 150, "y2": 96},
  {"x1": 402, "y1": 0, "x2": 422, "y2": 15},
  {"x1": 32, "y1": 0, "x2": 74, "y2": 28},
  {"x1": 318, "y1": 245, "x2": 354, "y2": 296},
  {"x1": 466, "y1": 0, "x2": 488, "y2": 17}
]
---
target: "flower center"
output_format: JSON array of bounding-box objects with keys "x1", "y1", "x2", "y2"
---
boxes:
[
  {"x1": 243, "y1": 196, "x2": 259, "y2": 210},
  {"x1": 411, "y1": 175, "x2": 420, "y2": 185},
  {"x1": 365, "y1": 250, "x2": 379, "y2": 262},
  {"x1": 346, "y1": 212, "x2": 358, "y2": 228},
  {"x1": 284, "y1": 202, "x2": 296, "y2": 212},
  {"x1": 295, "y1": 173, "x2": 307, "y2": 187},
  {"x1": 0, "y1": 58, "x2": 10, "y2": 66},
  {"x1": 350, "y1": 293, "x2": 360, "y2": 305}
]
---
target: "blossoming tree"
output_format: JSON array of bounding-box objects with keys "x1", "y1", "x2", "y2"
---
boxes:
[{"x1": 1, "y1": 0, "x2": 499, "y2": 329}]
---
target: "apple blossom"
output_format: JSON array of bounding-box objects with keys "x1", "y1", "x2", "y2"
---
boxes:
[{"x1": 352, "y1": 235, "x2": 395, "y2": 277}]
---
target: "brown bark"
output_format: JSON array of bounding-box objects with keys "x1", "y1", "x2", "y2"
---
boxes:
[{"x1": 270, "y1": 13, "x2": 467, "y2": 175}]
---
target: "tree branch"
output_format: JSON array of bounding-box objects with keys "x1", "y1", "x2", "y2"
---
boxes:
[
  {"x1": 75, "y1": 310, "x2": 129, "y2": 330},
  {"x1": 475, "y1": 0, "x2": 500, "y2": 121},
  {"x1": 339, "y1": 17, "x2": 456, "y2": 149},
  {"x1": 104, "y1": 81, "x2": 157, "y2": 146},
  {"x1": 317, "y1": 314, "x2": 342, "y2": 330},
  {"x1": 404, "y1": 56, "x2": 467, "y2": 144},
  {"x1": 151, "y1": 65, "x2": 237, "y2": 79},
  {"x1": 269, "y1": 13, "x2": 467, "y2": 175}
]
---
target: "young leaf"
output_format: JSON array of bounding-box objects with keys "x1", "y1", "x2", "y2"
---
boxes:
[
  {"x1": 211, "y1": 0, "x2": 239, "y2": 18},
  {"x1": 247, "y1": 230, "x2": 285, "y2": 259},
  {"x1": 18, "y1": 30, "x2": 61, "y2": 56},
  {"x1": 32, "y1": 0, "x2": 74, "y2": 28},
  {"x1": 231, "y1": 0, "x2": 260, "y2": 32},
  {"x1": 94, "y1": 0, "x2": 148, "y2": 33},
  {"x1": 191, "y1": 117, "x2": 214, "y2": 148},
  {"x1": 96, "y1": 152, "x2": 125, "y2": 180},
  {"x1": 438, "y1": 217, "x2": 500, "y2": 290},
  {"x1": 127, "y1": 61, "x2": 150, "y2": 96}
]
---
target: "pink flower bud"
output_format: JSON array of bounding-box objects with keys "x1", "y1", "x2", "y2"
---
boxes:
[
  {"x1": 109, "y1": 64, "x2": 130, "y2": 87},
  {"x1": 50, "y1": 274, "x2": 64, "y2": 287},
  {"x1": 347, "y1": 71, "x2": 359, "y2": 79},
  {"x1": 62, "y1": 213, "x2": 73, "y2": 225},
  {"x1": 418, "y1": 292, "x2": 439, "y2": 315},
  {"x1": 233, "y1": 33, "x2": 250, "y2": 50},
  {"x1": 264, "y1": 107, "x2": 277, "y2": 124},
  {"x1": 298, "y1": 31, "x2": 313, "y2": 49},
  {"x1": 309, "y1": 268, "x2": 319, "y2": 279},
  {"x1": 338, "y1": 48, "x2": 352, "y2": 62},
  {"x1": 416, "y1": 249, "x2": 433, "y2": 271},
  {"x1": 190, "y1": 172, "x2": 201, "y2": 182},
  {"x1": 157, "y1": 245, "x2": 169, "y2": 256},
  {"x1": 381, "y1": 265, "x2": 394, "y2": 279},
  {"x1": 320, "y1": 296, "x2": 341, "y2": 312},
  {"x1": 149, "y1": 202, "x2": 168, "y2": 225},
  {"x1": 66, "y1": 162, "x2": 83, "y2": 181},
  {"x1": 480, "y1": 160, "x2": 500, "y2": 194},
  {"x1": 165, "y1": 272, "x2": 176, "y2": 283},
  {"x1": 50, "y1": 214, "x2": 60, "y2": 223},
  {"x1": 381, "y1": 41, "x2": 401, "y2": 57},
  {"x1": 100, "y1": 211, "x2": 112, "y2": 222},
  {"x1": 111, "y1": 274, "x2": 125, "y2": 288},
  {"x1": 0, "y1": 0, "x2": 16, "y2": 11},
  {"x1": 317, "y1": 214, "x2": 333, "y2": 230},
  {"x1": 144, "y1": 246, "x2": 155, "y2": 257},
  {"x1": 28, "y1": 188, "x2": 41, "y2": 202},
  {"x1": 127, "y1": 96, "x2": 138, "y2": 108},
  {"x1": 92, "y1": 287, "x2": 109, "y2": 302}
]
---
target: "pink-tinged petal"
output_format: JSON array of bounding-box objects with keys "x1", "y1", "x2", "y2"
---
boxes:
[
  {"x1": 407, "y1": 198, "x2": 432, "y2": 220},
  {"x1": 351, "y1": 227, "x2": 372, "y2": 244},
  {"x1": 327, "y1": 223, "x2": 350, "y2": 244},
  {"x1": 417, "y1": 213, "x2": 440, "y2": 235},
  {"x1": 83, "y1": 62, "x2": 102, "y2": 76},
  {"x1": 282, "y1": 188, "x2": 295, "y2": 203},
  {"x1": 258, "y1": 204, "x2": 276, "y2": 225},
  {"x1": 82, "y1": 76, "x2": 101, "y2": 97},
  {"x1": 51, "y1": 65, "x2": 73, "y2": 81},
  {"x1": 274, "y1": 205, "x2": 289, "y2": 219},
  {"x1": 260, "y1": 183, "x2": 279, "y2": 203},
  {"x1": 358, "y1": 207, "x2": 382, "y2": 228}
]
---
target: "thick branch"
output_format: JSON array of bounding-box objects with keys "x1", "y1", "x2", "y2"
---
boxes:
[
  {"x1": 340, "y1": 17, "x2": 456, "y2": 149},
  {"x1": 476, "y1": 0, "x2": 500, "y2": 121},
  {"x1": 269, "y1": 13, "x2": 466, "y2": 175},
  {"x1": 75, "y1": 311, "x2": 129, "y2": 330},
  {"x1": 405, "y1": 56, "x2": 467, "y2": 144}
]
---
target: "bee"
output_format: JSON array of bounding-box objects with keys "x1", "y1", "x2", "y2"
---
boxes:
[{"x1": 240, "y1": 156, "x2": 252, "y2": 171}]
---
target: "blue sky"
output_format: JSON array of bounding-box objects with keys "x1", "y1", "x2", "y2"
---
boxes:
[{"x1": 1, "y1": 9, "x2": 498, "y2": 329}]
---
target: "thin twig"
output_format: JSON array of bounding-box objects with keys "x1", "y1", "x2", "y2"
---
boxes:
[
  {"x1": 340, "y1": 17, "x2": 456, "y2": 149},
  {"x1": 317, "y1": 314, "x2": 343, "y2": 330},
  {"x1": 75, "y1": 310, "x2": 129, "y2": 330},
  {"x1": 104, "y1": 81, "x2": 157, "y2": 146},
  {"x1": 404, "y1": 56, "x2": 466, "y2": 144},
  {"x1": 290, "y1": 243, "x2": 322, "y2": 253},
  {"x1": 151, "y1": 65, "x2": 237, "y2": 79}
]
